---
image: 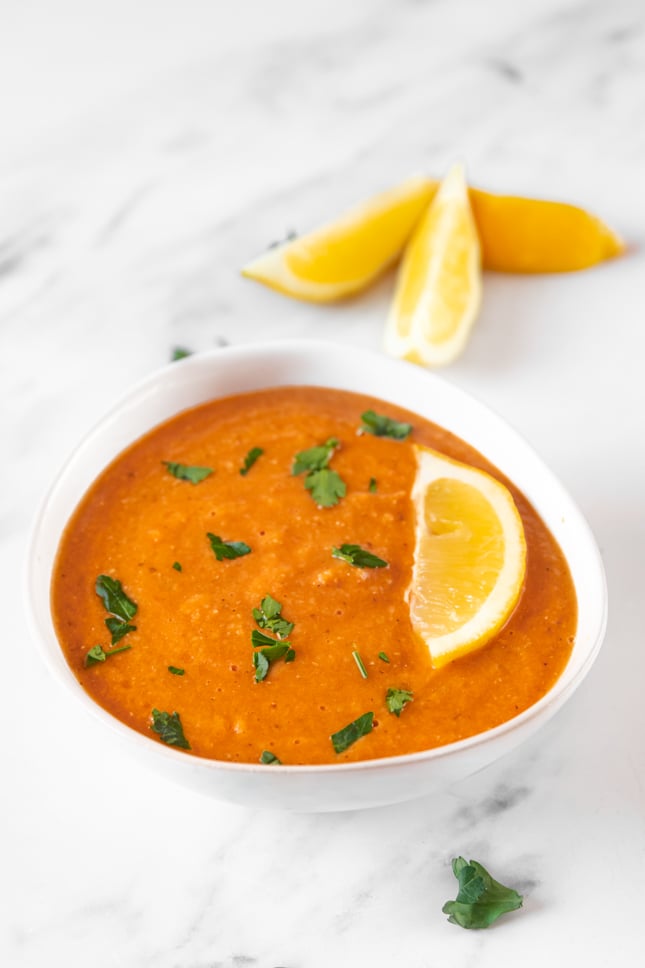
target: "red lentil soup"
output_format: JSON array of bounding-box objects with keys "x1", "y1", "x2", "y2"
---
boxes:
[{"x1": 51, "y1": 386, "x2": 577, "y2": 765}]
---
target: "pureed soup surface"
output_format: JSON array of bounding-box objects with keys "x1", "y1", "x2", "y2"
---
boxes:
[{"x1": 52, "y1": 386, "x2": 577, "y2": 765}]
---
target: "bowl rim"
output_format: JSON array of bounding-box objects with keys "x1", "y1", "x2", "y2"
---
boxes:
[{"x1": 25, "y1": 338, "x2": 608, "y2": 777}]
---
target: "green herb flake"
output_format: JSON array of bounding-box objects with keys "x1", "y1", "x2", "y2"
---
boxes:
[
  {"x1": 253, "y1": 595, "x2": 294, "y2": 638},
  {"x1": 253, "y1": 651, "x2": 270, "y2": 683},
  {"x1": 105, "y1": 616, "x2": 137, "y2": 645},
  {"x1": 172, "y1": 561, "x2": 182, "y2": 572},
  {"x1": 359, "y1": 410, "x2": 412, "y2": 441},
  {"x1": 378, "y1": 651, "x2": 390, "y2": 663},
  {"x1": 171, "y1": 346, "x2": 192, "y2": 362},
  {"x1": 368, "y1": 477, "x2": 378, "y2": 493},
  {"x1": 352, "y1": 650, "x2": 368, "y2": 679},
  {"x1": 95, "y1": 575, "x2": 138, "y2": 622},
  {"x1": 260, "y1": 750, "x2": 281, "y2": 765},
  {"x1": 163, "y1": 462, "x2": 213, "y2": 485},
  {"x1": 293, "y1": 438, "x2": 347, "y2": 508},
  {"x1": 331, "y1": 711, "x2": 374, "y2": 754},
  {"x1": 332, "y1": 544, "x2": 388, "y2": 569},
  {"x1": 292, "y1": 437, "x2": 338, "y2": 475},
  {"x1": 84, "y1": 643, "x2": 131, "y2": 667},
  {"x1": 442, "y1": 857, "x2": 523, "y2": 929},
  {"x1": 240, "y1": 446, "x2": 264, "y2": 476},
  {"x1": 385, "y1": 687, "x2": 413, "y2": 717},
  {"x1": 207, "y1": 532, "x2": 251, "y2": 561},
  {"x1": 168, "y1": 666, "x2": 185, "y2": 676},
  {"x1": 151, "y1": 709, "x2": 191, "y2": 750}
]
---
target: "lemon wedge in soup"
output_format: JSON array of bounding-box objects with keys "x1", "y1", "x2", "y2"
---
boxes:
[{"x1": 409, "y1": 444, "x2": 527, "y2": 668}]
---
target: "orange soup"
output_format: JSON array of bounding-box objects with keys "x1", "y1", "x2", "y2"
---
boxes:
[{"x1": 51, "y1": 386, "x2": 576, "y2": 764}]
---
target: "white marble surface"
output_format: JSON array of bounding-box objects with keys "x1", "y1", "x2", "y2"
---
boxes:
[{"x1": 3, "y1": 0, "x2": 645, "y2": 964}]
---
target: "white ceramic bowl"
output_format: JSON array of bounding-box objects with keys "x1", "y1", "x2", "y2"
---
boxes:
[{"x1": 26, "y1": 340, "x2": 607, "y2": 812}]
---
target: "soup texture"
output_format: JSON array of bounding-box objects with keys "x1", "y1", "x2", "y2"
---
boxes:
[{"x1": 51, "y1": 386, "x2": 577, "y2": 765}]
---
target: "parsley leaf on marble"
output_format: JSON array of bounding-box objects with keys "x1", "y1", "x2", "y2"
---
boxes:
[
  {"x1": 359, "y1": 410, "x2": 412, "y2": 440},
  {"x1": 442, "y1": 857, "x2": 523, "y2": 929},
  {"x1": 84, "y1": 643, "x2": 132, "y2": 667},
  {"x1": 163, "y1": 461, "x2": 213, "y2": 484},
  {"x1": 332, "y1": 544, "x2": 388, "y2": 569},
  {"x1": 385, "y1": 687, "x2": 413, "y2": 717},
  {"x1": 293, "y1": 437, "x2": 347, "y2": 508},
  {"x1": 171, "y1": 346, "x2": 192, "y2": 362},
  {"x1": 207, "y1": 532, "x2": 251, "y2": 561},
  {"x1": 240, "y1": 446, "x2": 264, "y2": 476},
  {"x1": 260, "y1": 750, "x2": 282, "y2": 765},
  {"x1": 151, "y1": 709, "x2": 191, "y2": 750},
  {"x1": 331, "y1": 712, "x2": 374, "y2": 754}
]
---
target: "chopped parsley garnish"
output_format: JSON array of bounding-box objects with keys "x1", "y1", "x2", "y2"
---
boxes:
[
  {"x1": 260, "y1": 750, "x2": 281, "y2": 765},
  {"x1": 252, "y1": 594, "x2": 294, "y2": 638},
  {"x1": 359, "y1": 410, "x2": 412, "y2": 440},
  {"x1": 95, "y1": 575, "x2": 138, "y2": 645},
  {"x1": 163, "y1": 461, "x2": 213, "y2": 484},
  {"x1": 442, "y1": 857, "x2": 523, "y2": 929},
  {"x1": 331, "y1": 712, "x2": 374, "y2": 754},
  {"x1": 151, "y1": 709, "x2": 191, "y2": 749},
  {"x1": 84, "y1": 643, "x2": 131, "y2": 667},
  {"x1": 292, "y1": 437, "x2": 347, "y2": 508},
  {"x1": 368, "y1": 477, "x2": 378, "y2": 493},
  {"x1": 378, "y1": 651, "x2": 390, "y2": 663},
  {"x1": 331, "y1": 544, "x2": 388, "y2": 569},
  {"x1": 385, "y1": 687, "x2": 413, "y2": 717},
  {"x1": 171, "y1": 346, "x2": 192, "y2": 362},
  {"x1": 352, "y1": 650, "x2": 368, "y2": 679},
  {"x1": 105, "y1": 616, "x2": 137, "y2": 644},
  {"x1": 207, "y1": 532, "x2": 251, "y2": 561},
  {"x1": 168, "y1": 666, "x2": 185, "y2": 676},
  {"x1": 172, "y1": 561, "x2": 182, "y2": 572},
  {"x1": 240, "y1": 446, "x2": 264, "y2": 476},
  {"x1": 251, "y1": 595, "x2": 295, "y2": 681}
]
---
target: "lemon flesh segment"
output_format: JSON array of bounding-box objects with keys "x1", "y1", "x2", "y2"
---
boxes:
[
  {"x1": 385, "y1": 163, "x2": 482, "y2": 366},
  {"x1": 241, "y1": 176, "x2": 435, "y2": 303},
  {"x1": 409, "y1": 445, "x2": 527, "y2": 668}
]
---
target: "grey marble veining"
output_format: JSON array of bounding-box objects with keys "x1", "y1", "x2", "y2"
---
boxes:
[{"x1": 3, "y1": 0, "x2": 645, "y2": 965}]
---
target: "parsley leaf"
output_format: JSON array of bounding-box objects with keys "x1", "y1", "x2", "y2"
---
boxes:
[
  {"x1": 105, "y1": 616, "x2": 137, "y2": 645},
  {"x1": 293, "y1": 438, "x2": 347, "y2": 508},
  {"x1": 368, "y1": 477, "x2": 378, "y2": 493},
  {"x1": 332, "y1": 544, "x2": 388, "y2": 568},
  {"x1": 207, "y1": 533, "x2": 251, "y2": 561},
  {"x1": 292, "y1": 437, "x2": 338, "y2": 474},
  {"x1": 253, "y1": 651, "x2": 270, "y2": 683},
  {"x1": 385, "y1": 687, "x2": 413, "y2": 717},
  {"x1": 171, "y1": 346, "x2": 192, "y2": 362},
  {"x1": 151, "y1": 709, "x2": 191, "y2": 750},
  {"x1": 331, "y1": 712, "x2": 374, "y2": 754},
  {"x1": 360, "y1": 410, "x2": 412, "y2": 440},
  {"x1": 172, "y1": 561, "x2": 182, "y2": 572},
  {"x1": 251, "y1": 629, "x2": 278, "y2": 648},
  {"x1": 378, "y1": 651, "x2": 390, "y2": 663},
  {"x1": 240, "y1": 446, "x2": 264, "y2": 476},
  {"x1": 305, "y1": 468, "x2": 346, "y2": 507},
  {"x1": 168, "y1": 666, "x2": 185, "y2": 676},
  {"x1": 95, "y1": 575, "x2": 138, "y2": 622},
  {"x1": 442, "y1": 857, "x2": 523, "y2": 929},
  {"x1": 84, "y1": 643, "x2": 131, "y2": 667},
  {"x1": 260, "y1": 750, "x2": 281, "y2": 765},
  {"x1": 163, "y1": 461, "x2": 213, "y2": 484},
  {"x1": 253, "y1": 595, "x2": 294, "y2": 638}
]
